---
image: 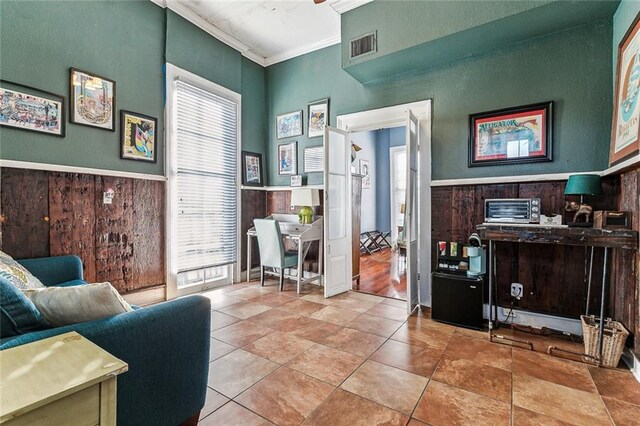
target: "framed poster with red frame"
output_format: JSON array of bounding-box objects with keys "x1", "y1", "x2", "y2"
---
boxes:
[
  {"x1": 611, "y1": 12, "x2": 640, "y2": 166},
  {"x1": 468, "y1": 101, "x2": 553, "y2": 167}
]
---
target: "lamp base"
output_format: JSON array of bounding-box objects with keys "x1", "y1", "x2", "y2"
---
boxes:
[{"x1": 298, "y1": 206, "x2": 314, "y2": 224}]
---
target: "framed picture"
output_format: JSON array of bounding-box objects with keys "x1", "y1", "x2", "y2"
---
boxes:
[
  {"x1": 290, "y1": 175, "x2": 302, "y2": 187},
  {"x1": 304, "y1": 145, "x2": 324, "y2": 173},
  {"x1": 360, "y1": 159, "x2": 371, "y2": 189},
  {"x1": 611, "y1": 12, "x2": 640, "y2": 166},
  {"x1": 278, "y1": 141, "x2": 297, "y2": 175},
  {"x1": 469, "y1": 101, "x2": 553, "y2": 167},
  {"x1": 70, "y1": 67, "x2": 115, "y2": 131},
  {"x1": 307, "y1": 98, "x2": 329, "y2": 138},
  {"x1": 0, "y1": 80, "x2": 65, "y2": 137},
  {"x1": 276, "y1": 110, "x2": 303, "y2": 139},
  {"x1": 242, "y1": 151, "x2": 263, "y2": 186},
  {"x1": 120, "y1": 110, "x2": 157, "y2": 162}
]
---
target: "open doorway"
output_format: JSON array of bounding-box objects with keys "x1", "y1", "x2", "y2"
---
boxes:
[
  {"x1": 333, "y1": 101, "x2": 431, "y2": 315},
  {"x1": 350, "y1": 127, "x2": 408, "y2": 300}
]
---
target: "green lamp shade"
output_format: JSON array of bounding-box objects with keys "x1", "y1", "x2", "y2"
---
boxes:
[{"x1": 564, "y1": 174, "x2": 602, "y2": 196}]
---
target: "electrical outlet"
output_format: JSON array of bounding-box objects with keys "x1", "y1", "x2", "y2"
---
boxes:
[
  {"x1": 502, "y1": 307, "x2": 516, "y2": 318},
  {"x1": 511, "y1": 283, "x2": 523, "y2": 299}
]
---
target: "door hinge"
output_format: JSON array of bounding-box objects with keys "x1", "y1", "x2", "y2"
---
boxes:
[{"x1": 417, "y1": 273, "x2": 420, "y2": 281}]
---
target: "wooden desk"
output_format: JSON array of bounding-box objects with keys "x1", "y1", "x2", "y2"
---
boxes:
[
  {"x1": 247, "y1": 214, "x2": 323, "y2": 293},
  {"x1": 0, "y1": 332, "x2": 128, "y2": 425},
  {"x1": 477, "y1": 223, "x2": 638, "y2": 366}
]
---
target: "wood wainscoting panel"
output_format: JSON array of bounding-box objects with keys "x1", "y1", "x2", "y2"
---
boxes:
[
  {"x1": 94, "y1": 177, "x2": 134, "y2": 292},
  {"x1": 48, "y1": 172, "x2": 97, "y2": 282},
  {"x1": 611, "y1": 168, "x2": 639, "y2": 355},
  {"x1": 131, "y1": 179, "x2": 165, "y2": 290},
  {"x1": 241, "y1": 190, "x2": 267, "y2": 270},
  {"x1": 0, "y1": 168, "x2": 49, "y2": 259}
]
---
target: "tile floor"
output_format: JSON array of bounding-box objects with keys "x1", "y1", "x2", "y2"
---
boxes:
[{"x1": 198, "y1": 280, "x2": 640, "y2": 426}]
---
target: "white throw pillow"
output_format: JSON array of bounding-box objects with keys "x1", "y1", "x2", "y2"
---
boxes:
[
  {"x1": 0, "y1": 250, "x2": 45, "y2": 290},
  {"x1": 23, "y1": 282, "x2": 133, "y2": 327}
]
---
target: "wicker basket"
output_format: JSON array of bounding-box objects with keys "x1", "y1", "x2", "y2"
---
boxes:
[{"x1": 581, "y1": 315, "x2": 629, "y2": 368}]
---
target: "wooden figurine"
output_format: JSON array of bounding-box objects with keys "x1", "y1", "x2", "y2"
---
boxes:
[{"x1": 565, "y1": 201, "x2": 593, "y2": 223}]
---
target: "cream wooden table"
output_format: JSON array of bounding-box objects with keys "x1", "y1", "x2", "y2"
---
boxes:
[{"x1": 0, "y1": 331, "x2": 128, "y2": 425}]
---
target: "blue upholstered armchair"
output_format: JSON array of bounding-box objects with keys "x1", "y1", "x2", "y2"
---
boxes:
[{"x1": 0, "y1": 255, "x2": 211, "y2": 426}]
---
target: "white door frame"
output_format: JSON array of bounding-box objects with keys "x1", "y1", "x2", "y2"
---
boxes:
[
  {"x1": 389, "y1": 145, "x2": 405, "y2": 244},
  {"x1": 164, "y1": 63, "x2": 243, "y2": 300},
  {"x1": 336, "y1": 100, "x2": 433, "y2": 307}
]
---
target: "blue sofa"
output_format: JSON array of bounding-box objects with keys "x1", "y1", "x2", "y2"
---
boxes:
[{"x1": 0, "y1": 255, "x2": 211, "y2": 426}]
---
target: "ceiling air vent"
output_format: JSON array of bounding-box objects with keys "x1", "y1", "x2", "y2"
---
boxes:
[{"x1": 350, "y1": 31, "x2": 376, "y2": 60}]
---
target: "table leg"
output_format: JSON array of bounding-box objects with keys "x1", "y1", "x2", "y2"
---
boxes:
[
  {"x1": 585, "y1": 246, "x2": 595, "y2": 316},
  {"x1": 247, "y1": 234, "x2": 252, "y2": 283},
  {"x1": 488, "y1": 240, "x2": 494, "y2": 332},
  {"x1": 597, "y1": 247, "x2": 609, "y2": 366},
  {"x1": 297, "y1": 241, "x2": 304, "y2": 294},
  {"x1": 319, "y1": 236, "x2": 323, "y2": 286}
]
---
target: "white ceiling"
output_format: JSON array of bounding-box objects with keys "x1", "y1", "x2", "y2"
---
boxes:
[{"x1": 157, "y1": 0, "x2": 372, "y2": 66}]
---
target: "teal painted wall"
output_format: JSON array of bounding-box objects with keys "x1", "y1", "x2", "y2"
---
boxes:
[
  {"x1": 165, "y1": 10, "x2": 242, "y2": 94},
  {"x1": 0, "y1": 0, "x2": 165, "y2": 175},
  {"x1": 341, "y1": 0, "x2": 550, "y2": 67},
  {"x1": 613, "y1": 0, "x2": 640, "y2": 77},
  {"x1": 266, "y1": 20, "x2": 613, "y2": 184},
  {"x1": 241, "y1": 57, "x2": 267, "y2": 158},
  {"x1": 0, "y1": 2, "x2": 267, "y2": 175}
]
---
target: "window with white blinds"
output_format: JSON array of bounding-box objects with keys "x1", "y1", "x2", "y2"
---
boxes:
[{"x1": 174, "y1": 79, "x2": 238, "y2": 273}]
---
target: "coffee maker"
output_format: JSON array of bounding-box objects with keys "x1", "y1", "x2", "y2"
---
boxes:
[{"x1": 466, "y1": 233, "x2": 486, "y2": 277}]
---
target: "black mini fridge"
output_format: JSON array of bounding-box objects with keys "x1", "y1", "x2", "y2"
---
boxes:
[{"x1": 431, "y1": 272, "x2": 484, "y2": 330}]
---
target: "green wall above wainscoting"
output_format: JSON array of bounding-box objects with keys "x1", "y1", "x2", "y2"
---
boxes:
[
  {"x1": 266, "y1": 20, "x2": 613, "y2": 185},
  {"x1": 0, "y1": 0, "x2": 165, "y2": 175},
  {"x1": 341, "y1": 1, "x2": 618, "y2": 84},
  {"x1": 0, "y1": 1, "x2": 267, "y2": 176}
]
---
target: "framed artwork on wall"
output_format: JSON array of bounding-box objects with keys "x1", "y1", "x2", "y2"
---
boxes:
[
  {"x1": 304, "y1": 145, "x2": 324, "y2": 173},
  {"x1": 0, "y1": 80, "x2": 65, "y2": 137},
  {"x1": 611, "y1": 12, "x2": 640, "y2": 166},
  {"x1": 69, "y1": 67, "x2": 116, "y2": 131},
  {"x1": 307, "y1": 98, "x2": 329, "y2": 138},
  {"x1": 276, "y1": 110, "x2": 303, "y2": 139},
  {"x1": 120, "y1": 110, "x2": 157, "y2": 162},
  {"x1": 468, "y1": 101, "x2": 553, "y2": 167},
  {"x1": 278, "y1": 141, "x2": 298, "y2": 175},
  {"x1": 242, "y1": 151, "x2": 263, "y2": 186},
  {"x1": 359, "y1": 159, "x2": 371, "y2": 189},
  {"x1": 290, "y1": 175, "x2": 302, "y2": 187}
]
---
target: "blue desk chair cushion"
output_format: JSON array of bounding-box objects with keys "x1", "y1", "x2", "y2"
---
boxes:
[{"x1": 253, "y1": 219, "x2": 299, "y2": 290}]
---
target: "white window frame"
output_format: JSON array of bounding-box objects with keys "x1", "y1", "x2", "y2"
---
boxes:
[{"x1": 165, "y1": 63, "x2": 242, "y2": 299}]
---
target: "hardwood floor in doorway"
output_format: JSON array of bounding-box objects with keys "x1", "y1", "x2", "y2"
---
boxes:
[{"x1": 356, "y1": 249, "x2": 407, "y2": 300}]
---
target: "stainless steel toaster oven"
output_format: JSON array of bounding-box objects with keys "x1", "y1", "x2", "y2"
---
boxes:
[{"x1": 484, "y1": 198, "x2": 541, "y2": 224}]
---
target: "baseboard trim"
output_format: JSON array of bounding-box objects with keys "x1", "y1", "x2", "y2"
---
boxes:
[
  {"x1": 483, "y1": 304, "x2": 583, "y2": 336},
  {"x1": 122, "y1": 285, "x2": 166, "y2": 306},
  {"x1": 621, "y1": 348, "x2": 640, "y2": 384}
]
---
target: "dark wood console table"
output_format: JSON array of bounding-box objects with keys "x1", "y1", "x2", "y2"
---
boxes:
[{"x1": 476, "y1": 224, "x2": 639, "y2": 366}]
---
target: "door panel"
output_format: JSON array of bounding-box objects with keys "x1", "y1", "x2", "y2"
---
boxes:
[
  {"x1": 406, "y1": 111, "x2": 419, "y2": 314},
  {"x1": 324, "y1": 126, "x2": 352, "y2": 298}
]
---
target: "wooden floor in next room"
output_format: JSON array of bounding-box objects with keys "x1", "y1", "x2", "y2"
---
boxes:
[{"x1": 356, "y1": 249, "x2": 407, "y2": 300}]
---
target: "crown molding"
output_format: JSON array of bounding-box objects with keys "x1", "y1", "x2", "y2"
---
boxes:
[
  {"x1": 264, "y1": 35, "x2": 341, "y2": 66},
  {"x1": 150, "y1": 0, "x2": 373, "y2": 67},
  {"x1": 161, "y1": 0, "x2": 266, "y2": 66},
  {"x1": 329, "y1": 0, "x2": 374, "y2": 14}
]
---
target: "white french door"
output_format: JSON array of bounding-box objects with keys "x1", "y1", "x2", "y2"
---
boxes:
[
  {"x1": 405, "y1": 110, "x2": 419, "y2": 314},
  {"x1": 323, "y1": 126, "x2": 352, "y2": 298}
]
